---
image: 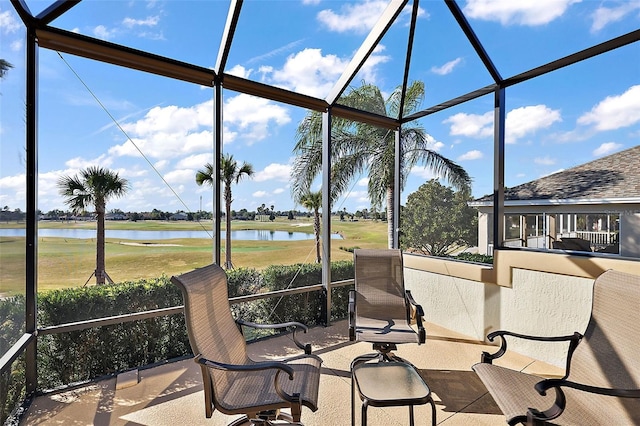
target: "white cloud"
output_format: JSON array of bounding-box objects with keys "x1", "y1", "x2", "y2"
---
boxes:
[
  {"x1": 177, "y1": 153, "x2": 213, "y2": 170},
  {"x1": 163, "y1": 169, "x2": 195, "y2": 185},
  {"x1": 357, "y1": 177, "x2": 369, "y2": 187},
  {"x1": 262, "y1": 48, "x2": 349, "y2": 98},
  {"x1": 227, "y1": 64, "x2": 252, "y2": 79},
  {"x1": 421, "y1": 133, "x2": 445, "y2": 152},
  {"x1": 357, "y1": 44, "x2": 391, "y2": 84},
  {"x1": 0, "y1": 174, "x2": 26, "y2": 209},
  {"x1": 317, "y1": 0, "x2": 389, "y2": 34},
  {"x1": 110, "y1": 100, "x2": 215, "y2": 158},
  {"x1": 254, "y1": 163, "x2": 292, "y2": 182},
  {"x1": 593, "y1": 142, "x2": 623, "y2": 157},
  {"x1": 303, "y1": 0, "x2": 321, "y2": 5},
  {"x1": 410, "y1": 166, "x2": 440, "y2": 180},
  {"x1": 154, "y1": 159, "x2": 169, "y2": 171},
  {"x1": 122, "y1": 16, "x2": 160, "y2": 28},
  {"x1": 591, "y1": 1, "x2": 640, "y2": 32},
  {"x1": 252, "y1": 190, "x2": 268, "y2": 198},
  {"x1": 64, "y1": 154, "x2": 114, "y2": 170},
  {"x1": 458, "y1": 150, "x2": 483, "y2": 161},
  {"x1": 534, "y1": 156, "x2": 556, "y2": 166},
  {"x1": 10, "y1": 39, "x2": 22, "y2": 52},
  {"x1": 224, "y1": 94, "x2": 291, "y2": 144},
  {"x1": 577, "y1": 85, "x2": 640, "y2": 131},
  {"x1": 431, "y1": 58, "x2": 463, "y2": 75},
  {"x1": 506, "y1": 105, "x2": 561, "y2": 144},
  {"x1": 444, "y1": 111, "x2": 493, "y2": 138},
  {"x1": 93, "y1": 25, "x2": 118, "y2": 40},
  {"x1": 0, "y1": 10, "x2": 20, "y2": 34},
  {"x1": 463, "y1": 0, "x2": 580, "y2": 26},
  {"x1": 444, "y1": 105, "x2": 561, "y2": 143},
  {"x1": 273, "y1": 188, "x2": 285, "y2": 194}
]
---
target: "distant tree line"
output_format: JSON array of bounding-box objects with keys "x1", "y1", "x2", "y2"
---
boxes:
[{"x1": 0, "y1": 206, "x2": 386, "y2": 223}]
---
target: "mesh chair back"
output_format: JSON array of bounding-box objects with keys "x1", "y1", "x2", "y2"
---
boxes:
[
  {"x1": 172, "y1": 264, "x2": 248, "y2": 394},
  {"x1": 354, "y1": 249, "x2": 409, "y2": 329},
  {"x1": 570, "y1": 269, "x2": 640, "y2": 389}
]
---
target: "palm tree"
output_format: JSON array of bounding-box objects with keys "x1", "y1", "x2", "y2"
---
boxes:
[
  {"x1": 298, "y1": 190, "x2": 322, "y2": 263},
  {"x1": 0, "y1": 59, "x2": 13, "y2": 79},
  {"x1": 292, "y1": 81, "x2": 471, "y2": 248},
  {"x1": 58, "y1": 166, "x2": 129, "y2": 284},
  {"x1": 196, "y1": 153, "x2": 254, "y2": 269}
]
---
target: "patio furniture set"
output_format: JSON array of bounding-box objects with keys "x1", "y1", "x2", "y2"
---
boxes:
[{"x1": 172, "y1": 251, "x2": 640, "y2": 425}]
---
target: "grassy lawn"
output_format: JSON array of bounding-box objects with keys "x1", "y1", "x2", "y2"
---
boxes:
[{"x1": 0, "y1": 217, "x2": 387, "y2": 296}]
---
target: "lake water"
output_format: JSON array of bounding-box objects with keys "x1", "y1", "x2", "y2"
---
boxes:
[{"x1": 0, "y1": 228, "x2": 342, "y2": 241}]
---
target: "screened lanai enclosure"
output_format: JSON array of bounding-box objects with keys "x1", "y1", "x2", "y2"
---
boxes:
[{"x1": 1, "y1": 0, "x2": 639, "y2": 423}]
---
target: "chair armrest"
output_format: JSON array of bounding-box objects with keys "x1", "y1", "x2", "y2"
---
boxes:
[
  {"x1": 236, "y1": 319, "x2": 312, "y2": 354},
  {"x1": 405, "y1": 290, "x2": 426, "y2": 344},
  {"x1": 195, "y1": 355, "x2": 303, "y2": 405},
  {"x1": 536, "y1": 378, "x2": 640, "y2": 398},
  {"x1": 348, "y1": 289, "x2": 356, "y2": 341},
  {"x1": 481, "y1": 330, "x2": 582, "y2": 364},
  {"x1": 195, "y1": 354, "x2": 295, "y2": 380},
  {"x1": 523, "y1": 379, "x2": 640, "y2": 423}
]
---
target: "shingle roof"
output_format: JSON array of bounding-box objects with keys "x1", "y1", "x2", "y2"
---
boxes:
[{"x1": 474, "y1": 145, "x2": 640, "y2": 203}]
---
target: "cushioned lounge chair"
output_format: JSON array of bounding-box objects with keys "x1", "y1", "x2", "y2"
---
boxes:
[
  {"x1": 473, "y1": 269, "x2": 640, "y2": 425},
  {"x1": 172, "y1": 264, "x2": 322, "y2": 425},
  {"x1": 349, "y1": 249, "x2": 425, "y2": 360}
]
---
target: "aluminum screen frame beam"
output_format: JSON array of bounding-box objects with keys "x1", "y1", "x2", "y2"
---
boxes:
[
  {"x1": 325, "y1": 0, "x2": 408, "y2": 105},
  {"x1": 35, "y1": 27, "x2": 216, "y2": 87}
]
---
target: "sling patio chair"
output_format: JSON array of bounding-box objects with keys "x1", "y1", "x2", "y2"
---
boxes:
[
  {"x1": 473, "y1": 269, "x2": 640, "y2": 425},
  {"x1": 172, "y1": 264, "x2": 322, "y2": 426},
  {"x1": 349, "y1": 249, "x2": 425, "y2": 361}
]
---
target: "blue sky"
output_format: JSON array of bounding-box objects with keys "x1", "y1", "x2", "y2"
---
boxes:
[{"x1": 1, "y1": 0, "x2": 639, "y2": 215}]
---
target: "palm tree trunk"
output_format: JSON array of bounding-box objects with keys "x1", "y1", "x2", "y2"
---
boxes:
[
  {"x1": 224, "y1": 185, "x2": 233, "y2": 269},
  {"x1": 225, "y1": 197, "x2": 233, "y2": 269},
  {"x1": 96, "y1": 200, "x2": 106, "y2": 284},
  {"x1": 313, "y1": 209, "x2": 321, "y2": 263},
  {"x1": 386, "y1": 186, "x2": 394, "y2": 249}
]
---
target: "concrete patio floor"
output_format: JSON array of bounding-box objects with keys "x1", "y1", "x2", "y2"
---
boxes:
[{"x1": 20, "y1": 320, "x2": 563, "y2": 425}]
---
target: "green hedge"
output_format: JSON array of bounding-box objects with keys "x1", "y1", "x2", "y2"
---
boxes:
[
  {"x1": 37, "y1": 276, "x2": 190, "y2": 389},
  {"x1": 0, "y1": 261, "x2": 355, "y2": 397},
  {"x1": 0, "y1": 296, "x2": 26, "y2": 424}
]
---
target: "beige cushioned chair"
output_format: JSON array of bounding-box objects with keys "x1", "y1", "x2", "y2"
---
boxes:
[
  {"x1": 172, "y1": 264, "x2": 322, "y2": 425},
  {"x1": 349, "y1": 249, "x2": 425, "y2": 360},
  {"x1": 473, "y1": 269, "x2": 640, "y2": 425}
]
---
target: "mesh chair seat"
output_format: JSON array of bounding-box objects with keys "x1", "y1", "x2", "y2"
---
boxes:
[
  {"x1": 172, "y1": 264, "x2": 322, "y2": 424},
  {"x1": 473, "y1": 270, "x2": 640, "y2": 425},
  {"x1": 349, "y1": 249, "x2": 425, "y2": 356}
]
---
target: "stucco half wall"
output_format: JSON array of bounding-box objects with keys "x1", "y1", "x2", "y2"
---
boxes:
[{"x1": 402, "y1": 249, "x2": 639, "y2": 368}]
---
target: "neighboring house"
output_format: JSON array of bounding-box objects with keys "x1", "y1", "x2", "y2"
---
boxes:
[
  {"x1": 105, "y1": 212, "x2": 127, "y2": 220},
  {"x1": 169, "y1": 212, "x2": 188, "y2": 221},
  {"x1": 469, "y1": 145, "x2": 640, "y2": 258}
]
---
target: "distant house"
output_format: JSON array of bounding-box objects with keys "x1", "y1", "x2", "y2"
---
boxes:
[
  {"x1": 105, "y1": 212, "x2": 127, "y2": 220},
  {"x1": 169, "y1": 212, "x2": 188, "y2": 221},
  {"x1": 469, "y1": 145, "x2": 640, "y2": 258}
]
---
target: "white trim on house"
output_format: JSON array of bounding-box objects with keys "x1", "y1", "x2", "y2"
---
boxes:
[{"x1": 469, "y1": 197, "x2": 640, "y2": 208}]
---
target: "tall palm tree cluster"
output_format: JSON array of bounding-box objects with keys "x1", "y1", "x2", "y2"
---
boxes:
[
  {"x1": 196, "y1": 154, "x2": 254, "y2": 269},
  {"x1": 291, "y1": 81, "x2": 471, "y2": 250}
]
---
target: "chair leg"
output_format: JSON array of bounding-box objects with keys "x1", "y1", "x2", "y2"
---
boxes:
[
  {"x1": 409, "y1": 404, "x2": 414, "y2": 426},
  {"x1": 429, "y1": 399, "x2": 436, "y2": 426}
]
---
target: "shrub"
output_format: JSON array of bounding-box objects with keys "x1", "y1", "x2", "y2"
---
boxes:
[
  {"x1": 36, "y1": 276, "x2": 190, "y2": 389},
  {"x1": 1, "y1": 261, "x2": 355, "y2": 394},
  {"x1": 453, "y1": 252, "x2": 493, "y2": 264}
]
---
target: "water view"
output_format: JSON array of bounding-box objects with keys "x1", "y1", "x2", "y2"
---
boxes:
[{"x1": 0, "y1": 228, "x2": 342, "y2": 241}]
